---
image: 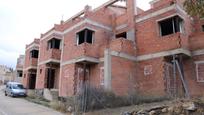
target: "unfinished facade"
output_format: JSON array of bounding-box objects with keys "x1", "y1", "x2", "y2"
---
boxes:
[
  {"x1": 22, "y1": 0, "x2": 204, "y2": 98},
  {"x1": 35, "y1": 25, "x2": 63, "y2": 95},
  {"x1": 22, "y1": 39, "x2": 39, "y2": 89},
  {"x1": 15, "y1": 55, "x2": 24, "y2": 83}
]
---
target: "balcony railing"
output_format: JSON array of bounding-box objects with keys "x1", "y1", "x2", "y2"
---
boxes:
[
  {"x1": 29, "y1": 58, "x2": 38, "y2": 66},
  {"x1": 48, "y1": 49, "x2": 61, "y2": 60},
  {"x1": 76, "y1": 43, "x2": 99, "y2": 58}
]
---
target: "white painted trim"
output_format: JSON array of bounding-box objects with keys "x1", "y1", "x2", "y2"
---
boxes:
[
  {"x1": 41, "y1": 30, "x2": 63, "y2": 41},
  {"x1": 63, "y1": 19, "x2": 112, "y2": 34},
  {"x1": 38, "y1": 59, "x2": 60, "y2": 66},
  {"x1": 195, "y1": 61, "x2": 204, "y2": 82},
  {"x1": 26, "y1": 43, "x2": 39, "y2": 51},
  {"x1": 61, "y1": 56, "x2": 100, "y2": 66},
  {"x1": 192, "y1": 49, "x2": 204, "y2": 56}
]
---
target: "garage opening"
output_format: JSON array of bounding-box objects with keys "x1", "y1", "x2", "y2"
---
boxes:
[
  {"x1": 77, "y1": 29, "x2": 94, "y2": 45},
  {"x1": 159, "y1": 16, "x2": 183, "y2": 36}
]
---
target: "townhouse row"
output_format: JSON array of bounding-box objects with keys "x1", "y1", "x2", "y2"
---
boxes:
[{"x1": 16, "y1": 0, "x2": 204, "y2": 98}]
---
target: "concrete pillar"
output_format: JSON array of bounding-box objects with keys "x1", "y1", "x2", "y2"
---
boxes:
[
  {"x1": 126, "y1": 0, "x2": 137, "y2": 45},
  {"x1": 104, "y1": 49, "x2": 112, "y2": 91}
]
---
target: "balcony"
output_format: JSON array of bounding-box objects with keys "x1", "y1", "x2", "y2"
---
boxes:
[
  {"x1": 146, "y1": 32, "x2": 191, "y2": 57},
  {"x1": 110, "y1": 38, "x2": 136, "y2": 56},
  {"x1": 29, "y1": 58, "x2": 38, "y2": 67},
  {"x1": 74, "y1": 43, "x2": 100, "y2": 64},
  {"x1": 47, "y1": 49, "x2": 61, "y2": 63},
  {"x1": 159, "y1": 33, "x2": 189, "y2": 50}
]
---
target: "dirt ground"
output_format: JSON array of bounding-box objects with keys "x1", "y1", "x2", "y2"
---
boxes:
[{"x1": 82, "y1": 99, "x2": 204, "y2": 115}]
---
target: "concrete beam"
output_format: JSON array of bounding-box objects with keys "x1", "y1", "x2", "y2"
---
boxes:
[
  {"x1": 192, "y1": 49, "x2": 204, "y2": 56},
  {"x1": 136, "y1": 48, "x2": 191, "y2": 61},
  {"x1": 110, "y1": 48, "x2": 191, "y2": 62},
  {"x1": 26, "y1": 43, "x2": 39, "y2": 51},
  {"x1": 63, "y1": 19, "x2": 112, "y2": 34},
  {"x1": 38, "y1": 59, "x2": 60, "y2": 66},
  {"x1": 136, "y1": 4, "x2": 176, "y2": 23},
  {"x1": 41, "y1": 30, "x2": 63, "y2": 41},
  {"x1": 61, "y1": 56, "x2": 100, "y2": 66},
  {"x1": 23, "y1": 66, "x2": 37, "y2": 71}
]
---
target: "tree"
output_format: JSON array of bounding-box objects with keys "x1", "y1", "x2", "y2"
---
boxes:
[{"x1": 183, "y1": 0, "x2": 204, "y2": 18}]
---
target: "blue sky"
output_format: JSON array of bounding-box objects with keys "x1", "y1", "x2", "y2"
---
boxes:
[{"x1": 0, "y1": 0, "x2": 151, "y2": 68}]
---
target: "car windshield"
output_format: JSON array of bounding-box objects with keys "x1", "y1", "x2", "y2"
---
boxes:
[{"x1": 12, "y1": 84, "x2": 24, "y2": 89}]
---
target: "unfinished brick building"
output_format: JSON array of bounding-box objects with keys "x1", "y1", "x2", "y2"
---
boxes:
[
  {"x1": 22, "y1": 0, "x2": 204, "y2": 98},
  {"x1": 15, "y1": 55, "x2": 24, "y2": 83},
  {"x1": 22, "y1": 39, "x2": 39, "y2": 89}
]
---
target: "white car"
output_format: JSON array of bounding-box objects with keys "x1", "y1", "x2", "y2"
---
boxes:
[{"x1": 5, "y1": 82, "x2": 27, "y2": 97}]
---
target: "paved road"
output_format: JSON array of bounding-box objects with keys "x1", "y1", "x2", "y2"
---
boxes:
[{"x1": 0, "y1": 85, "x2": 64, "y2": 115}]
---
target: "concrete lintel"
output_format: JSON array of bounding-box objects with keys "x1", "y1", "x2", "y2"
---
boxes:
[
  {"x1": 38, "y1": 59, "x2": 60, "y2": 66},
  {"x1": 64, "y1": 19, "x2": 112, "y2": 35},
  {"x1": 109, "y1": 48, "x2": 191, "y2": 62},
  {"x1": 26, "y1": 43, "x2": 39, "y2": 51},
  {"x1": 16, "y1": 68, "x2": 23, "y2": 71},
  {"x1": 23, "y1": 66, "x2": 37, "y2": 71},
  {"x1": 116, "y1": 24, "x2": 127, "y2": 30},
  {"x1": 61, "y1": 56, "x2": 100, "y2": 66},
  {"x1": 110, "y1": 51, "x2": 137, "y2": 61},
  {"x1": 41, "y1": 30, "x2": 63, "y2": 41},
  {"x1": 195, "y1": 60, "x2": 204, "y2": 64},
  {"x1": 192, "y1": 49, "x2": 204, "y2": 56},
  {"x1": 136, "y1": 48, "x2": 191, "y2": 61},
  {"x1": 136, "y1": 4, "x2": 176, "y2": 23}
]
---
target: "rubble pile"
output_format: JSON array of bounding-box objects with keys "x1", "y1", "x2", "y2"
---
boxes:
[{"x1": 121, "y1": 99, "x2": 204, "y2": 115}]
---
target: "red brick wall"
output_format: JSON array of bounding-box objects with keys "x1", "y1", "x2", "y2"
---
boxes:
[
  {"x1": 183, "y1": 56, "x2": 204, "y2": 97},
  {"x1": 136, "y1": 9, "x2": 191, "y2": 55},
  {"x1": 62, "y1": 23, "x2": 110, "y2": 62},
  {"x1": 111, "y1": 56, "x2": 137, "y2": 95},
  {"x1": 36, "y1": 64, "x2": 46, "y2": 89},
  {"x1": 60, "y1": 64, "x2": 76, "y2": 96},
  {"x1": 136, "y1": 58, "x2": 166, "y2": 96},
  {"x1": 22, "y1": 70, "x2": 28, "y2": 88}
]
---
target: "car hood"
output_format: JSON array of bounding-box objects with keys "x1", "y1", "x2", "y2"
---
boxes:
[{"x1": 12, "y1": 89, "x2": 26, "y2": 93}]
